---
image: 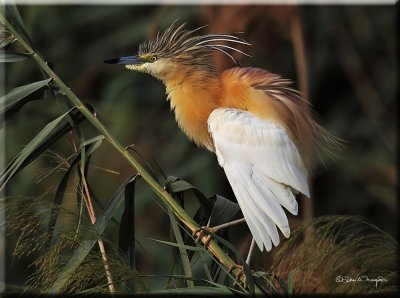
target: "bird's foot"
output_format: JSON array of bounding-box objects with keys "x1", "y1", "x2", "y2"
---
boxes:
[
  {"x1": 228, "y1": 264, "x2": 247, "y2": 288},
  {"x1": 192, "y1": 226, "x2": 216, "y2": 248},
  {"x1": 192, "y1": 219, "x2": 247, "y2": 249}
]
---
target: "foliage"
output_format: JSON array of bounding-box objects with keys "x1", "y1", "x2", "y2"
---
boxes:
[
  {"x1": 0, "y1": 4, "x2": 257, "y2": 294},
  {"x1": 271, "y1": 215, "x2": 398, "y2": 295},
  {"x1": 0, "y1": 3, "x2": 397, "y2": 296}
]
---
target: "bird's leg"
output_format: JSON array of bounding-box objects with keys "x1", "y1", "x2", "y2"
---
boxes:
[
  {"x1": 211, "y1": 218, "x2": 246, "y2": 233},
  {"x1": 245, "y1": 238, "x2": 256, "y2": 265},
  {"x1": 192, "y1": 226, "x2": 213, "y2": 247},
  {"x1": 228, "y1": 263, "x2": 246, "y2": 288},
  {"x1": 192, "y1": 218, "x2": 246, "y2": 248},
  {"x1": 227, "y1": 237, "x2": 255, "y2": 288}
]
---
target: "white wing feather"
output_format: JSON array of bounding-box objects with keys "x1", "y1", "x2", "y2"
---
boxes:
[{"x1": 208, "y1": 108, "x2": 310, "y2": 251}]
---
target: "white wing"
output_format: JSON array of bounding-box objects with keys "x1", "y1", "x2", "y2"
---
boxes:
[{"x1": 208, "y1": 108, "x2": 310, "y2": 251}]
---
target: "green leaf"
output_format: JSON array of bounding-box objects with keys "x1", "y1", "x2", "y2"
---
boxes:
[
  {"x1": 0, "y1": 33, "x2": 16, "y2": 48},
  {"x1": 47, "y1": 136, "x2": 105, "y2": 246},
  {"x1": 118, "y1": 176, "x2": 137, "y2": 265},
  {"x1": 165, "y1": 176, "x2": 213, "y2": 213},
  {"x1": 252, "y1": 271, "x2": 279, "y2": 295},
  {"x1": 140, "y1": 274, "x2": 245, "y2": 294},
  {"x1": 118, "y1": 172, "x2": 140, "y2": 292},
  {"x1": 0, "y1": 79, "x2": 51, "y2": 116},
  {"x1": 166, "y1": 178, "x2": 195, "y2": 193},
  {"x1": 274, "y1": 274, "x2": 288, "y2": 293},
  {"x1": 150, "y1": 286, "x2": 235, "y2": 295},
  {"x1": 49, "y1": 174, "x2": 141, "y2": 293},
  {"x1": 0, "y1": 51, "x2": 32, "y2": 62},
  {"x1": 150, "y1": 238, "x2": 203, "y2": 252},
  {"x1": 0, "y1": 104, "x2": 95, "y2": 189},
  {"x1": 126, "y1": 145, "x2": 166, "y2": 183},
  {"x1": 288, "y1": 270, "x2": 296, "y2": 295},
  {"x1": 167, "y1": 209, "x2": 194, "y2": 288},
  {"x1": 209, "y1": 232, "x2": 253, "y2": 293},
  {"x1": 209, "y1": 194, "x2": 240, "y2": 227},
  {"x1": 0, "y1": 108, "x2": 70, "y2": 190},
  {"x1": 4, "y1": 2, "x2": 34, "y2": 47}
]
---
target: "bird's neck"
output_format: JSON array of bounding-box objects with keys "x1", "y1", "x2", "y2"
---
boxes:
[{"x1": 164, "y1": 69, "x2": 221, "y2": 151}]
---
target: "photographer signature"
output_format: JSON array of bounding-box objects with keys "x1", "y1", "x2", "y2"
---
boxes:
[{"x1": 336, "y1": 275, "x2": 388, "y2": 288}]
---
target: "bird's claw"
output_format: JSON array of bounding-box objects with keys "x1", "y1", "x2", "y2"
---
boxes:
[
  {"x1": 228, "y1": 264, "x2": 247, "y2": 288},
  {"x1": 192, "y1": 226, "x2": 215, "y2": 248}
]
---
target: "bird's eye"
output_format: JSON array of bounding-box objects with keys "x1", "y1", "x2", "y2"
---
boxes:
[{"x1": 151, "y1": 56, "x2": 157, "y2": 62}]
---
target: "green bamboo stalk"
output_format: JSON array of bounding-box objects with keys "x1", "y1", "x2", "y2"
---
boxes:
[{"x1": 0, "y1": 13, "x2": 253, "y2": 289}]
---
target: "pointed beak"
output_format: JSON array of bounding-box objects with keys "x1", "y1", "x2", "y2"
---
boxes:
[{"x1": 103, "y1": 55, "x2": 143, "y2": 65}]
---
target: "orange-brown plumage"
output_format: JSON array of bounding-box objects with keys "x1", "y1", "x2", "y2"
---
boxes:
[
  {"x1": 165, "y1": 68, "x2": 219, "y2": 151},
  {"x1": 105, "y1": 23, "x2": 339, "y2": 251},
  {"x1": 164, "y1": 65, "x2": 324, "y2": 169}
]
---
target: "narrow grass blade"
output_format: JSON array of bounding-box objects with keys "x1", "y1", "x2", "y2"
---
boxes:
[
  {"x1": 252, "y1": 271, "x2": 279, "y2": 295},
  {"x1": 140, "y1": 273, "x2": 245, "y2": 293},
  {"x1": 210, "y1": 232, "x2": 252, "y2": 293},
  {"x1": 0, "y1": 31, "x2": 16, "y2": 48},
  {"x1": 47, "y1": 136, "x2": 105, "y2": 246},
  {"x1": 49, "y1": 174, "x2": 141, "y2": 293},
  {"x1": 168, "y1": 209, "x2": 194, "y2": 288},
  {"x1": 0, "y1": 51, "x2": 31, "y2": 62},
  {"x1": 150, "y1": 238, "x2": 203, "y2": 252},
  {"x1": 0, "y1": 109, "x2": 71, "y2": 190},
  {"x1": 274, "y1": 274, "x2": 288, "y2": 294},
  {"x1": 0, "y1": 104, "x2": 95, "y2": 189},
  {"x1": 118, "y1": 176, "x2": 139, "y2": 292},
  {"x1": 0, "y1": 79, "x2": 51, "y2": 114},
  {"x1": 149, "y1": 286, "x2": 235, "y2": 295},
  {"x1": 4, "y1": 1, "x2": 34, "y2": 47},
  {"x1": 287, "y1": 270, "x2": 296, "y2": 295},
  {"x1": 126, "y1": 145, "x2": 166, "y2": 183},
  {"x1": 118, "y1": 174, "x2": 140, "y2": 292}
]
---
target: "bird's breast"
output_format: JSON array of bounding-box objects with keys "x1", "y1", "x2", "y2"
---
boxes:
[{"x1": 166, "y1": 79, "x2": 219, "y2": 151}]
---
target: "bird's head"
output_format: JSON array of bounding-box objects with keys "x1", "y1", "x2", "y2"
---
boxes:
[{"x1": 104, "y1": 22, "x2": 251, "y2": 83}]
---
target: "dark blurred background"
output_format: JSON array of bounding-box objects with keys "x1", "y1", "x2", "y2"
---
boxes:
[{"x1": 3, "y1": 5, "x2": 397, "y2": 288}]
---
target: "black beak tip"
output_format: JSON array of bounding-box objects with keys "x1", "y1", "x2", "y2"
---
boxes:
[{"x1": 103, "y1": 58, "x2": 119, "y2": 64}]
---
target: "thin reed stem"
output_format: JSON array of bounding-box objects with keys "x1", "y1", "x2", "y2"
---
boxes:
[
  {"x1": 81, "y1": 172, "x2": 116, "y2": 293},
  {"x1": 291, "y1": 10, "x2": 313, "y2": 222},
  {"x1": 0, "y1": 14, "x2": 255, "y2": 290}
]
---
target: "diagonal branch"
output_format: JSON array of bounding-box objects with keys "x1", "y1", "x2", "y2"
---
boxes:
[{"x1": 0, "y1": 13, "x2": 253, "y2": 290}]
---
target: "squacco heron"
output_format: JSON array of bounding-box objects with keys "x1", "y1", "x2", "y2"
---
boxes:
[{"x1": 105, "y1": 23, "x2": 336, "y2": 254}]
